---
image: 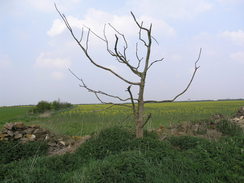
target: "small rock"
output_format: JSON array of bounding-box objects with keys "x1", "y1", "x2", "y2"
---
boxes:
[
  {"x1": 0, "y1": 134, "x2": 7, "y2": 140},
  {"x1": 25, "y1": 134, "x2": 36, "y2": 141},
  {"x1": 59, "y1": 141, "x2": 66, "y2": 146},
  {"x1": 4, "y1": 123, "x2": 14, "y2": 130},
  {"x1": 6, "y1": 130, "x2": 14, "y2": 137},
  {"x1": 13, "y1": 122, "x2": 25, "y2": 129},
  {"x1": 14, "y1": 133, "x2": 23, "y2": 139},
  {"x1": 24, "y1": 128, "x2": 35, "y2": 134}
]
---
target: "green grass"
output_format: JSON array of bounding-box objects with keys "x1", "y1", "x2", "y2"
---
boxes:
[
  {"x1": 0, "y1": 106, "x2": 33, "y2": 127},
  {"x1": 0, "y1": 126, "x2": 243, "y2": 183},
  {"x1": 1, "y1": 100, "x2": 244, "y2": 136},
  {"x1": 1, "y1": 101, "x2": 243, "y2": 182}
]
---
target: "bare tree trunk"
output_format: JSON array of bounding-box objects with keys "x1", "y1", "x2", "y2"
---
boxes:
[{"x1": 136, "y1": 80, "x2": 145, "y2": 138}]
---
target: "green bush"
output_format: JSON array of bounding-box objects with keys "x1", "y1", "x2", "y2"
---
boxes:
[
  {"x1": 33, "y1": 101, "x2": 51, "y2": 113},
  {"x1": 31, "y1": 100, "x2": 72, "y2": 114},
  {"x1": 76, "y1": 127, "x2": 135, "y2": 161},
  {"x1": 52, "y1": 100, "x2": 72, "y2": 111},
  {"x1": 82, "y1": 151, "x2": 159, "y2": 183},
  {"x1": 0, "y1": 141, "x2": 48, "y2": 164},
  {"x1": 217, "y1": 119, "x2": 243, "y2": 136},
  {"x1": 166, "y1": 136, "x2": 209, "y2": 150}
]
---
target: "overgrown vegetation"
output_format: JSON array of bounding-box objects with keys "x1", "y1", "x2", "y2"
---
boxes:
[
  {"x1": 31, "y1": 100, "x2": 72, "y2": 114},
  {"x1": 0, "y1": 140, "x2": 48, "y2": 164},
  {"x1": 0, "y1": 122, "x2": 243, "y2": 183}
]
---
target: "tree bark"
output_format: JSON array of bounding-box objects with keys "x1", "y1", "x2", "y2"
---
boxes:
[{"x1": 136, "y1": 80, "x2": 145, "y2": 138}]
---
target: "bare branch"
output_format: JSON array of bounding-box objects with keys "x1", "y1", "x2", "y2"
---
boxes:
[
  {"x1": 144, "y1": 48, "x2": 202, "y2": 103},
  {"x1": 141, "y1": 113, "x2": 152, "y2": 128},
  {"x1": 152, "y1": 36, "x2": 159, "y2": 45},
  {"x1": 108, "y1": 23, "x2": 128, "y2": 58},
  {"x1": 170, "y1": 48, "x2": 201, "y2": 101},
  {"x1": 127, "y1": 85, "x2": 136, "y2": 117},
  {"x1": 55, "y1": 5, "x2": 140, "y2": 85},
  {"x1": 147, "y1": 57, "x2": 164, "y2": 71},
  {"x1": 85, "y1": 28, "x2": 90, "y2": 51},
  {"x1": 78, "y1": 27, "x2": 84, "y2": 43},
  {"x1": 112, "y1": 34, "x2": 142, "y2": 77},
  {"x1": 91, "y1": 104, "x2": 115, "y2": 112},
  {"x1": 83, "y1": 25, "x2": 106, "y2": 42},
  {"x1": 69, "y1": 69, "x2": 132, "y2": 102},
  {"x1": 135, "y1": 42, "x2": 143, "y2": 69}
]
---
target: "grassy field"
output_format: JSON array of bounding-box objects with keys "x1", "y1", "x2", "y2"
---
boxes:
[
  {"x1": 0, "y1": 100, "x2": 244, "y2": 183},
  {"x1": 0, "y1": 106, "x2": 33, "y2": 126},
  {"x1": 1, "y1": 100, "x2": 244, "y2": 136}
]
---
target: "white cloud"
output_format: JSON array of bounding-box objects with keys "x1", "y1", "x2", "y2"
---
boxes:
[
  {"x1": 127, "y1": 0, "x2": 213, "y2": 20},
  {"x1": 217, "y1": 0, "x2": 244, "y2": 4},
  {"x1": 35, "y1": 53, "x2": 71, "y2": 69},
  {"x1": 24, "y1": 0, "x2": 54, "y2": 12},
  {"x1": 48, "y1": 8, "x2": 176, "y2": 38},
  {"x1": 221, "y1": 30, "x2": 244, "y2": 45},
  {"x1": 51, "y1": 71, "x2": 65, "y2": 80},
  {"x1": 230, "y1": 51, "x2": 244, "y2": 63},
  {"x1": 24, "y1": 0, "x2": 82, "y2": 13}
]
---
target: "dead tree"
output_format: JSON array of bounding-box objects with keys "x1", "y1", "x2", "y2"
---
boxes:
[{"x1": 55, "y1": 5, "x2": 202, "y2": 138}]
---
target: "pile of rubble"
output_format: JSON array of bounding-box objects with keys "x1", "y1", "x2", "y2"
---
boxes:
[
  {"x1": 155, "y1": 106, "x2": 244, "y2": 140},
  {"x1": 231, "y1": 106, "x2": 244, "y2": 129},
  {"x1": 0, "y1": 122, "x2": 90, "y2": 155}
]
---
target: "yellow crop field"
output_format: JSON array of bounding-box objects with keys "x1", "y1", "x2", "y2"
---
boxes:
[{"x1": 1, "y1": 100, "x2": 244, "y2": 136}]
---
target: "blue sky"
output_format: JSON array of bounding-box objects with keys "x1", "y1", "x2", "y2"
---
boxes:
[{"x1": 0, "y1": 0, "x2": 243, "y2": 106}]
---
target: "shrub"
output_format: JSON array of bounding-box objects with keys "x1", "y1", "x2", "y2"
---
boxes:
[
  {"x1": 52, "y1": 100, "x2": 72, "y2": 110},
  {"x1": 31, "y1": 100, "x2": 72, "y2": 114},
  {"x1": 217, "y1": 119, "x2": 243, "y2": 136},
  {"x1": 0, "y1": 141, "x2": 48, "y2": 164},
  {"x1": 76, "y1": 127, "x2": 135, "y2": 161},
  {"x1": 33, "y1": 101, "x2": 51, "y2": 113},
  {"x1": 166, "y1": 136, "x2": 209, "y2": 150},
  {"x1": 81, "y1": 151, "x2": 159, "y2": 183}
]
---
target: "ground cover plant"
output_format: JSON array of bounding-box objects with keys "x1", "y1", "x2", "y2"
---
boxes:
[{"x1": 0, "y1": 123, "x2": 243, "y2": 183}]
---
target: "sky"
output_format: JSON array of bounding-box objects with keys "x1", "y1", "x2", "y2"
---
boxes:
[{"x1": 0, "y1": 0, "x2": 244, "y2": 106}]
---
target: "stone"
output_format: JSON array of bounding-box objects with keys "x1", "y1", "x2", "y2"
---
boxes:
[
  {"x1": 6, "y1": 130, "x2": 14, "y2": 137},
  {"x1": 14, "y1": 133, "x2": 23, "y2": 139},
  {"x1": 13, "y1": 122, "x2": 25, "y2": 129},
  {"x1": 25, "y1": 134, "x2": 36, "y2": 141},
  {"x1": 0, "y1": 134, "x2": 7, "y2": 140},
  {"x1": 59, "y1": 141, "x2": 66, "y2": 146},
  {"x1": 4, "y1": 123, "x2": 14, "y2": 130},
  {"x1": 24, "y1": 128, "x2": 35, "y2": 134}
]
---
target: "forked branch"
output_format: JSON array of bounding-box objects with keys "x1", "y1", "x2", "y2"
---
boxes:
[{"x1": 55, "y1": 4, "x2": 140, "y2": 86}]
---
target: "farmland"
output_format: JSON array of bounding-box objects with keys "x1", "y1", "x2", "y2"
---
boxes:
[
  {"x1": 1, "y1": 100, "x2": 244, "y2": 136},
  {"x1": 0, "y1": 100, "x2": 244, "y2": 183}
]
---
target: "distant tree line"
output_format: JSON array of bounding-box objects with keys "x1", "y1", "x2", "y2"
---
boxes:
[{"x1": 31, "y1": 100, "x2": 72, "y2": 113}]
